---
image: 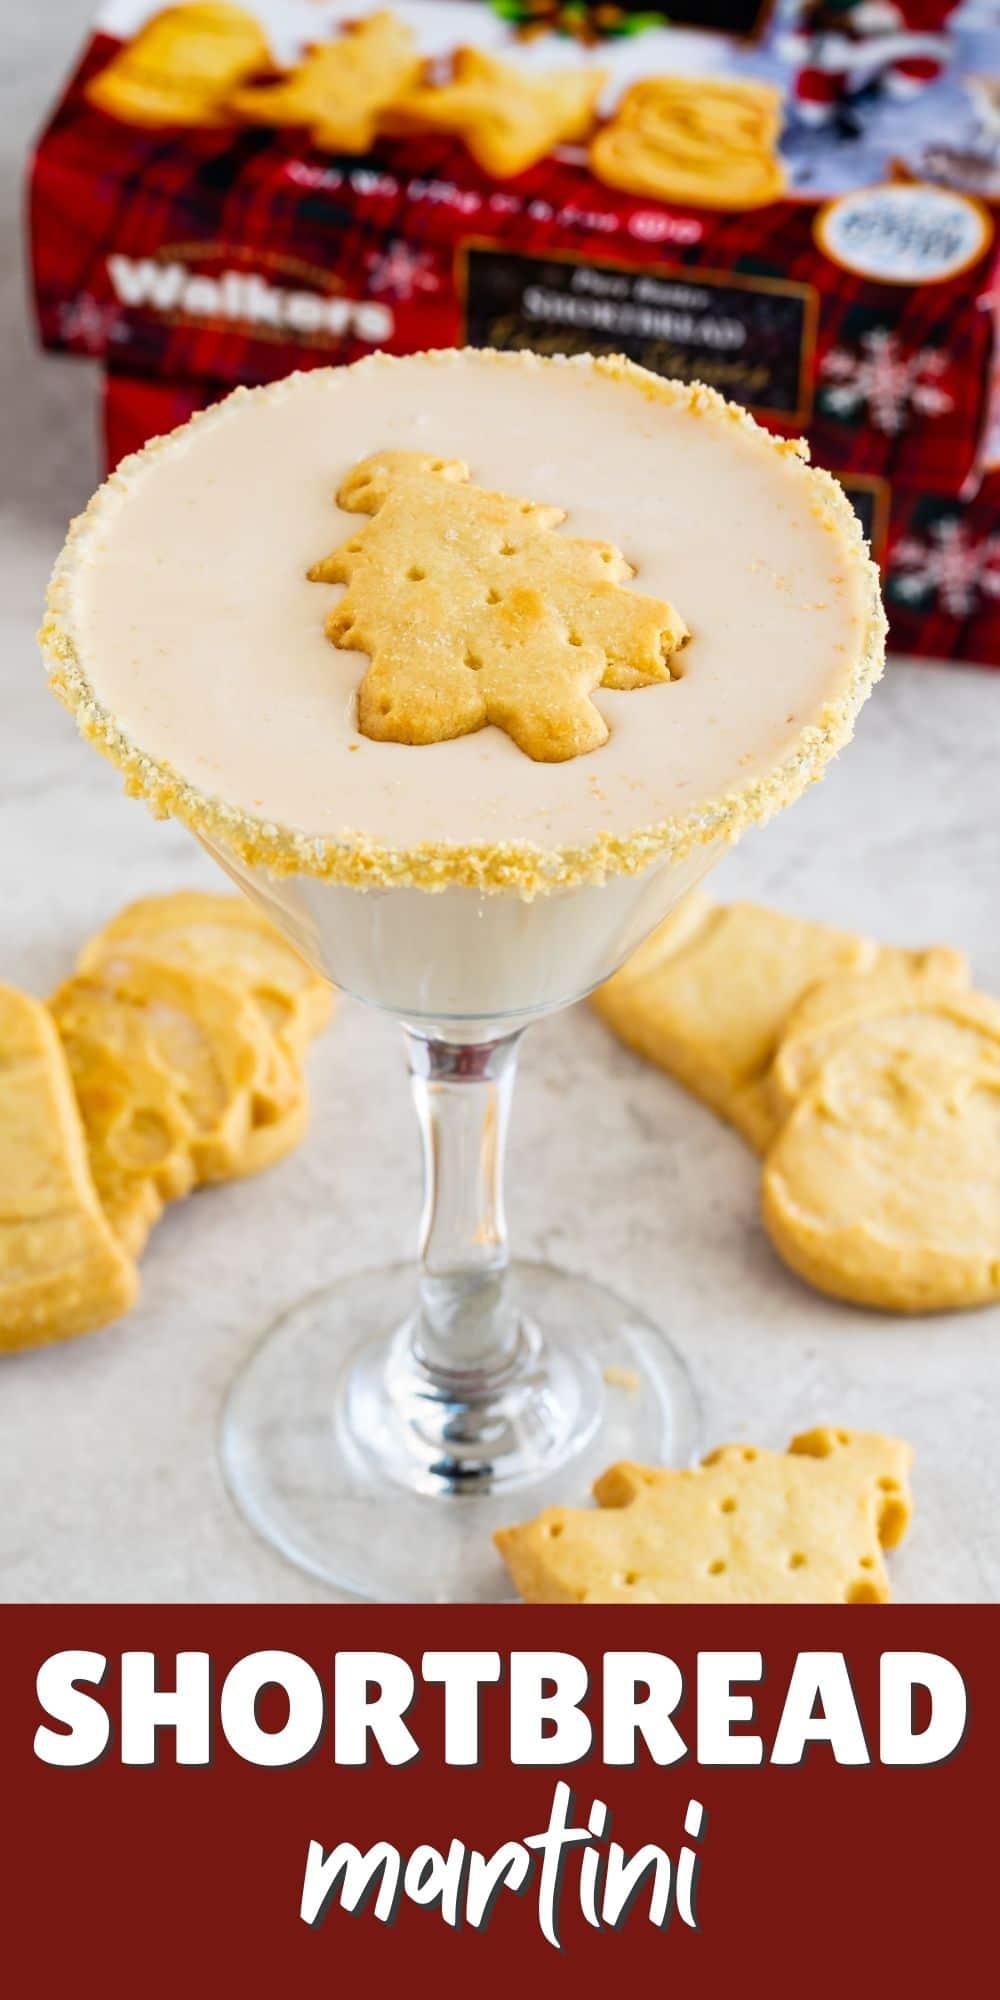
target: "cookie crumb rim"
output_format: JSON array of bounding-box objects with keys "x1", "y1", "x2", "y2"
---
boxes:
[{"x1": 40, "y1": 349, "x2": 887, "y2": 898}]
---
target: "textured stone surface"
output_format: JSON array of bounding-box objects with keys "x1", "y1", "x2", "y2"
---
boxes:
[{"x1": 2, "y1": 5, "x2": 998, "y2": 1602}]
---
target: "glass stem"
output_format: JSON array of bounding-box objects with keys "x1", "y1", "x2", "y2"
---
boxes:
[{"x1": 404, "y1": 1029, "x2": 523, "y2": 1383}]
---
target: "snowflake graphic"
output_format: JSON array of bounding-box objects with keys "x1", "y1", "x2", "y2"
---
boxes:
[
  {"x1": 820, "y1": 328, "x2": 953, "y2": 437},
  {"x1": 366, "y1": 242, "x2": 439, "y2": 301},
  {"x1": 56, "y1": 293, "x2": 128, "y2": 354},
  {"x1": 892, "y1": 518, "x2": 1000, "y2": 619}
]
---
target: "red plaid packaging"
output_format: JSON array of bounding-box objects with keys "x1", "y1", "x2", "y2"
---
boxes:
[{"x1": 30, "y1": 0, "x2": 1000, "y2": 662}]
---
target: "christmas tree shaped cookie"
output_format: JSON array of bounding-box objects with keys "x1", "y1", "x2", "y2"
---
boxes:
[
  {"x1": 230, "y1": 13, "x2": 421, "y2": 154},
  {"x1": 387, "y1": 47, "x2": 607, "y2": 177},
  {"x1": 495, "y1": 1427, "x2": 913, "y2": 1603},
  {"x1": 309, "y1": 449, "x2": 687, "y2": 761}
]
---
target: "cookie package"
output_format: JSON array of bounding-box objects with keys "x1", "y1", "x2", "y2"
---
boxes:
[{"x1": 30, "y1": 2, "x2": 1000, "y2": 669}]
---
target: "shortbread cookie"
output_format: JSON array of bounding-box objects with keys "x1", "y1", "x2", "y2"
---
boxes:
[
  {"x1": 309, "y1": 449, "x2": 686, "y2": 760},
  {"x1": 593, "y1": 896, "x2": 877, "y2": 1150},
  {"x1": 593, "y1": 897, "x2": 969, "y2": 1152},
  {"x1": 230, "y1": 13, "x2": 420, "y2": 153},
  {"x1": 50, "y1": 971, "x2": 202, "y2": 1238},
  {"x1": 77, "y1": 956, "x2": 307, "y2": 1168},
  {"x1": 86, "y1": 3, "x2": 273, "y2": 130},
  {"x1": 52, "y1": 958, "x2": 271, "y2": 1192},
  {"x1": 50, "y1": 980, "x2": 191, "y2": 1255},
  {"x1": 77, "y1": 891, "x2": 331, "y2": 1062},
  {"x1": 74, "y1": 893, "x2": 324, "y2": 1200},
  {"x1": 99, "y1": 950, "x2": 308, "y2": 1182},
  {"x1": 236, "y1": 1088, "x2": 310, "y2": 1179},
  {"x1": 496, "y1": 1427, "x2": 912, "y2": 1604},
  {"x1": 387, "y1": 48, "x2": 606, "y2": 178},
  {"x1": 768, "y1": 958, "x2": 969, "y2": 1123},
  {"x1": 762, "y1": 984, "x2": 1000, "y2": 1313},
  {"x1": 0, "y1": 984, "x2": 137, "y2": 1350},
  {"x1": 591, "y1": 76, "x2": 784, "y2": 210}
]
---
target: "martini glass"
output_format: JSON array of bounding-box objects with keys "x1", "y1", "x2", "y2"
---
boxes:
[
  {"x1": 43, "y1": 352, "x2": 884, "y2": 1601},
  {"x1": 206, "y1": 836, "x2": 724, "y2": 1601}
]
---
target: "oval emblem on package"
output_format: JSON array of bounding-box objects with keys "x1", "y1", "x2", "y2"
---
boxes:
[{"x1": 815, "y1": 184, "x2": 993, "y2": 287}]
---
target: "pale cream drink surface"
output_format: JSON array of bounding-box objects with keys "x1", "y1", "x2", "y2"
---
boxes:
[{"x1": 43, "y1": 349, "x2": 886, "y2": 1601}]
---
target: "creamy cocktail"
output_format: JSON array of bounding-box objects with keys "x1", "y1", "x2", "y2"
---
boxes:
[{"x1": 43, "y1": 349, "x2": 885, "y2": 1599}]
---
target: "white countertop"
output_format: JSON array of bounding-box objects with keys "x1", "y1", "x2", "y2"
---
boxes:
[{"x1": 2, "y1": 5, "x2": 998, "y2": 1603}]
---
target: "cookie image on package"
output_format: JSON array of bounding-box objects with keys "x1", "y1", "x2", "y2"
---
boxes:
[
  {"x1": 593, "y1": 895, "x2": 969, "y2": 1152},
  {"x1": 0, "y1": 983, "x2": 138, "y2": 1351},
  {"x1": 495, "y1": 1427, "x2": 913, "y2": 1604},
  {"x1": 387, "y1": 47, "x2": 607, "y2": 178},
  {"x1": 309, "y1": 448, "x2": 687, "y2": 761},
  {"x1": 86, "y1": 3, "x2": 274, "y2": 130},
  {"x1": 762, "y1": 977, "x2": 1000, "y2": 1313},
  {"x1": 591, "y1": 76, "x2": 785, "y2": 210},
  {"x1": 230, "y1": 12, "x2": 421, "y2": 153}
]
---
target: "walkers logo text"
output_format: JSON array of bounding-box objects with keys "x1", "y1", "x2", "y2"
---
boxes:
[{"x1": 106, "y1": 254, "x2": 394, "y2": 345}]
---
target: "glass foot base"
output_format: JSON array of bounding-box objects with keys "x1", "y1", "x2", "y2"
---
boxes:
[{"x1": 220, "y1": 1260, "x2": 699, "y2": 1602}]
